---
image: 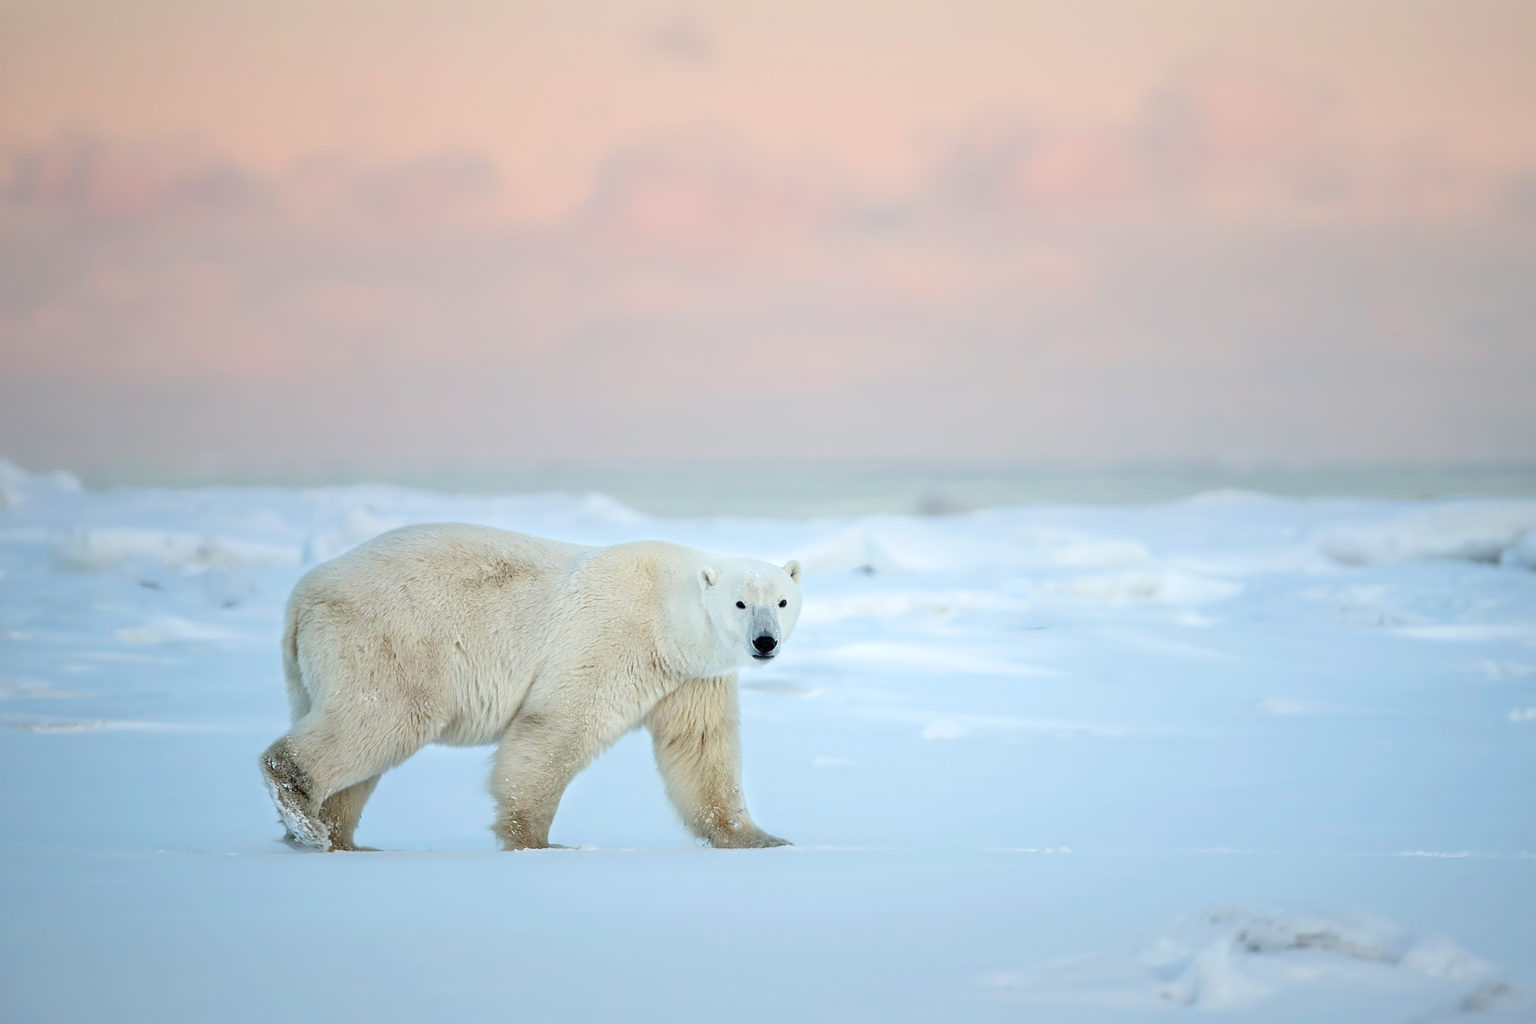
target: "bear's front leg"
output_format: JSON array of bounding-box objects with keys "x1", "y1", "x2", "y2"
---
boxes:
[{"x1": 645, "y1": 676, "x2": 790, "y2": 849}]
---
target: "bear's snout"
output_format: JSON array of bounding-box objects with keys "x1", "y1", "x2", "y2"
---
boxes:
[{"x1": 752, "y1": 634, "x2": 778, "y2": 655}]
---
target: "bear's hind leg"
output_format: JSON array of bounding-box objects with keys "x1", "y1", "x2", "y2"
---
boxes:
[
  {"x1": 261, "y1": 703, "x2": 439, "y2": 850},
  {"x1": 319, "y1": 774, "x2": 383, "y2": 851}
]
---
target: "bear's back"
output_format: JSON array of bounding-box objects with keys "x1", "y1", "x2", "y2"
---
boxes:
[
  {"x1": 292, "y1": 524, "x2": 588, "y2": 644},
  {"x1": 306, "y1": 523, "x2": 583, "y2": 587}
]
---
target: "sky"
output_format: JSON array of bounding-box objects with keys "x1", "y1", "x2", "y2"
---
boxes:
[{"x1": 2, "y1": 0, "x2": 1534, "y2": 471}]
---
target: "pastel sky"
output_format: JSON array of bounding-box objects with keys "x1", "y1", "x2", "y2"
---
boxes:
[{"x1": 2, "y1": 0, "x2": 1534, "y2": 469}]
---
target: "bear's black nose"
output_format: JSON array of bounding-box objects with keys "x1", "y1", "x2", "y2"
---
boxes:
[{"x1": 753, "y1": 635, "x2": 777, "y2": 654}]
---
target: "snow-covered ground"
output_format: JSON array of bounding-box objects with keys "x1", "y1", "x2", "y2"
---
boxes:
[{"x1": 2, "y1": 460, "x2": 1534, "y2": 1022}]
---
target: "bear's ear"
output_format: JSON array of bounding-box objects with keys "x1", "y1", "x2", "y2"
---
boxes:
[
  {"x1": 784, "y1": 559, "x2": 802, "y2": 584},
  {"x1": 699, "y1": 566, "x2": 719, "y2": 589}
]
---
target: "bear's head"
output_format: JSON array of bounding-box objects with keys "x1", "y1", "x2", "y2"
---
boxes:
[{"x1": 699, "y1": 558, "x2": 803, "y2": 668}]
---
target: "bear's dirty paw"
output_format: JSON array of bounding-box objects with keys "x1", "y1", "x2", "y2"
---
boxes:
[{"x1": 262, "y1": 744, "x2": 331, "y2": 850}]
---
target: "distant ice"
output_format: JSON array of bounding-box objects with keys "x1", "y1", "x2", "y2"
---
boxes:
[
  {"x1": 806, "y1": 589, "x2": 1026, "y2": 624},
  {"x1": 741, "y1": 679, "x2": 822, "y2": 699},
  {"x1": 1395, "y1": 850, "x2": 1478, "y2": 858},
  {"x1": 795, "y1": 520, "x2": 1154, "y2": 575},
  {"x1": 1306, "y1": 583, "x2": 1428, "y2": 629},
  {"x1": 1010, "y1": 527, "x2": 1152, "y2": 567},
  {"x1": 1393, "y1": 624, "x2": 1536, "y2": 642},
  {"x1": 820, "y1": 641, "x2": 1055, "y2": 676},
  {"x1": 0, "y1": 458, "x2": 80, "y2": 507},
  {"x1": 302, "y1": 505, "x2": 397, "y2": 563},
  {"x1": 793, "y1": 520, "x2": 981, "y2": 574},
  {"x1": 115, "y1": 615, "x2": 250, "y2": 645},
  {"x1": 1, "y1": 716, "x2": 194, "y2": 734},
  {"x1": 1254, "y1": 697, "x2": 1308, "y2": 716},
  {"x1": 53, "y1": 527, "x2": 297, "y2": 572},
  {"x1": 893, "y1": 709, "x2": 1140, "y2": 740},
  {"x1": 919, "y1": 717, "x2": 968, "y2": 740},
  {"x1": 1317, "y1": 502, "x2": 1536, "y2": 567},
  {"x1": 1479, "y1": 660, "x2": 1536, "y2": 680},
  {"x1": 1032, "y1": 569, "x2": 1240, "y2": 606},
  {"x1": 1500, "y1": 527, "x2": 1536, "y2": 570},
  {"x1": 0, "y1": 679, "x2": 85, "y2": 700}
]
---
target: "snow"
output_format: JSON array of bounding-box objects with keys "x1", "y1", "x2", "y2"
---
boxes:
[{"x1": 1, "y1": 458, "x2": 1534, "y2": 1022}]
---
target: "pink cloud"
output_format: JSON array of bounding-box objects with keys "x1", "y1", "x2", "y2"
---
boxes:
[
  {"x1": 923, "y1": 62, "x2": 1508, "y2": 223},
  {"x1": 575, "y1": 129, "x2": 843, "y2": 260},
  {"x1": 1, "y1": 116, "x2": 1532, "y2": 467},
  {"x1": 2, "y1": 135, "x2": 503, "y2": 229},
  {"x1": 932, "y1": 122, "x2": 1144, "y2": 215},
  {"x1": 1140, "y1": 62, "x2": 1345, "y2": 203},
  {"x1": 642, "y1": 11, "x2": 715, "y2": 65},
  {"x1": 285, "y1": 153, "x2": 503, "y2": 227},
  {"x1": 5, "y1": 135, "x2": 263, "y2": 221}
]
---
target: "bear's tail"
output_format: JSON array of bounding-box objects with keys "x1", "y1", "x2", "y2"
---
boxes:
[{"x1": 281, "y1": 595, "x2": 311, "y2": 724}]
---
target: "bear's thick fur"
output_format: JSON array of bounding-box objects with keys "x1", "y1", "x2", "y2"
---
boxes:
[{"x1": 259, "y1": 524, "x2": 802, "y2": 851}]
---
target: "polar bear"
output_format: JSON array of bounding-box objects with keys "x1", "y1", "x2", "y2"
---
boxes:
[{"x1": 259, "y1": 524, "x2": 802, "y2": 852}]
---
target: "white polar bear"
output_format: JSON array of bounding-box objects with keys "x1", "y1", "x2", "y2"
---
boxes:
[{"x1": 259, "y1": 523, "x2": 802, "y2": 852}]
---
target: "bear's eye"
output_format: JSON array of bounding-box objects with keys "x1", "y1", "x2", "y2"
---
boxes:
[
  {"x1": 735, "y1": 601, "x2": 746, "y2": 609},
  {"x1": 778, "y1": 599, "x2": 787, "y2": 608}
]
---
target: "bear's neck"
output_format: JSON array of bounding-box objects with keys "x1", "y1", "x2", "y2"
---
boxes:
[{"x1": 657, "y1": 583, "x2": 744, "y2": 679}]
